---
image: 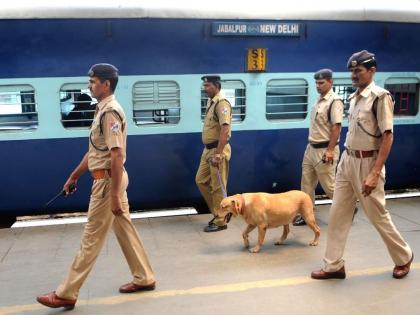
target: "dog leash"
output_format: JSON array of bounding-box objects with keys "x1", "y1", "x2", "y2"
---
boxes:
[
  {"x1": 216, "y1": 168, "x2": 228, "y2": 198},
  {"x1": 208, "y1": 157, "x2": 228, "y2": 198}
]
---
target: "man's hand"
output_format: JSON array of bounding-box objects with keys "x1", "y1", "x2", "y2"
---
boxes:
[
  {"x1": 111, "y1": 195, "x2": 123, "y2": 216},
  {"x1": 63, "y1": 176, "x2": 78, "y2": 196},
  {"x1": 323, "y1": 149, "x2": 334, "y2": 164},
  {"x1": 362, "y1": 171, "x2": 380, "y2": 197},
  {"x1": 210, "y1": 154, "x2": 222, "y2": 167}
]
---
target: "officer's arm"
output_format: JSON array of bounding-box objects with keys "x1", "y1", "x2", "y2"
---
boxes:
[
  {"x1": 371, "y1": 131, "x2": 392, "y2": 176},
  {"x1": 371, "y1": 94, "x2": 394, "y2": 176},
  {"x1": 362, "y1": 95, "x2": 394, "y2": 196},
  {"x1": 110, "y1": 148, "x2": 124, "y2": 200},
  {"x1": 325, "y1": 100, "x2": 343, "y2": 160},
  {"x1": 71, "y1": 152, "x2": 89, "y2": 178},
  {"x1": 215, "y1": 101, "x2": 231, "y2": 155},
  {"x1": 102, "y1": 111, "x2": 125, "y2": 211},
  {"x1": 216, "y1": 124, "x2": 230, "y2": 155},
  {"x1": 327, "y1": 124, "x2": 341, "y2": 152},
  {"x1": 64, "y1": 152, "x2": 89, "y2": 193}
]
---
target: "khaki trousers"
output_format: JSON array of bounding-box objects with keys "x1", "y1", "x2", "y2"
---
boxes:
[
  {"x1": 195, "y1": 144, "x2": 231, "y2": 226},
  {"x1": 301, "y1": 144, "x2": 339, "y2": 204},
  {"x1": 56, "y1": 171, "x2": 155, "y2": 300},
  {"x1": 323, "y1": 151, "x2": 412, "y2": 272}
]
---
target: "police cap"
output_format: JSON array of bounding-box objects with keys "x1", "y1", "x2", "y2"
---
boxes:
[
  {"x1": 88, "y1": 63, "x2": 119, "y2": 79},
  {"x1": 201, "y1": 75, "x2": 221, "y2": 84},
  {"x1": 314, "y1": 68, "x2": 333, "y2": 80},
  {"x1": 347, "y1": 50, "x2": 376, "y2": 69}
]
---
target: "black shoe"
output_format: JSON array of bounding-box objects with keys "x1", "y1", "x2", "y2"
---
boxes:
[
  {"x1": 207, "y1": 217, "x2": 216, "y2": 226},
  {"x1": 204, "y1": 223, "x2": 227, "y2": 232},
  {"x1": 293, "y1": 216, "x2": 306, "y2": 226},
  {"x1": 352, "y1": 207, "x2": 358, "y2": 222}
]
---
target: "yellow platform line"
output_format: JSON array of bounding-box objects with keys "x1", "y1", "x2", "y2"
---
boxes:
[{"x1": 1, "y1": 263, "x2": 419, "y2": 315}]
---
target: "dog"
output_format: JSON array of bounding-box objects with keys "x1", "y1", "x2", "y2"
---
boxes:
[{"x1": 217, "y1": 190, "x2": 320, "y2": 253}]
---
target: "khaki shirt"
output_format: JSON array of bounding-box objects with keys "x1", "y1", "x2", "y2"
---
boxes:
[
  {"x1": 308, "y1": 89, "x2": 343, "y2": 144},
  {"x1": 202, "y1": 93, "x2": 232, "y2": 144},
  {"x1": 88, "y1": 95, "x2": 127, "y2": 171},
  {"x1": 345, "y1": 81, "x2": 394, "y2": 151}
]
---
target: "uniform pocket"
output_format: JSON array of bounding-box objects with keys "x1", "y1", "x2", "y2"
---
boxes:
[
  {"x1": 91, "y1": 179, "x2": 110, "y2": 199},
  {"x1": 316, "y1": 110, "x2": 328, "y2": 124},
  {"x1": 357, "y1": 106, "x2": 377, "y2": 131}
]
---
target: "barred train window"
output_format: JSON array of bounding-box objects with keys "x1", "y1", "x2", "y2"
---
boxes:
[
  {"x1": 266, "y1": 79, "x2": 308, "y2": 120},
  {"x1": 133, "y1": 81, "x2": 180, "y2": 126},
  {"x1": 0, "y1": 85, "x2": 38, "y2": 131},
  {"x1": 201, "y1": 80, "x2": 246, "y2": 122},
  {"x1": 385, "y1": 78, "x2": 419, "y2": 116},
  {"x1": 60, "y1": 83, "x2": 96, "y2": 128},
  {"x1": 332, "y1": 83, "x2": 356, "y2": 117}
]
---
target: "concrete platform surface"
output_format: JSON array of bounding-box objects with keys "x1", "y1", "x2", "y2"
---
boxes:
[{"x1": 0, "y1": 197, "x2": 420, "y2": 315}]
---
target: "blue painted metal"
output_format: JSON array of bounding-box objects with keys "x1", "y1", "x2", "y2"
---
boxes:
[
  {"x1": 0, "y1": 19, "x2": 420, "y2": 79},
  {"x1": 1, "y1": 125, "x2": 419, "y2": 215}
]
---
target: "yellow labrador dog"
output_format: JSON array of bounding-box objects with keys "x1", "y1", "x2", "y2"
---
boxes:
[{"x1": 217, "y1": 190, "x2": 320, "y2": 253}]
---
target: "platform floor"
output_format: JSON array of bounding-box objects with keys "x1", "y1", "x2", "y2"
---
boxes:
[{"x1": 1, "y1": 197, "x2": 420, "y2": 315}]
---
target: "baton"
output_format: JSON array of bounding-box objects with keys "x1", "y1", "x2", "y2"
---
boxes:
[
  {"x1": 313, "y1": 155, "x2": 333, "y2": 168},
  {"x1": 45, "y1": 183, "x2": 77, "y2": 207}
]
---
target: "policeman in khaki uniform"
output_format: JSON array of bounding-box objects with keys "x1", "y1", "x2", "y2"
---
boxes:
[
  {"x1": 311, "y1": 51, "x2": 413, "y2": 280},
  {"x1": 294, "y1": 69, "x2": 344, "y2": 226},
  {"x1": 196, "y1": 75, "x2": 232, "y2": 232},
  {"x1": 37, "y1": 64, "x2": 155, "y2": 310}
]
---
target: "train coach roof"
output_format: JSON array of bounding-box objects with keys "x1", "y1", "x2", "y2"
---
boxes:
[{"x1": 1, "y1": 1, "x2": 420, "y2": 23}]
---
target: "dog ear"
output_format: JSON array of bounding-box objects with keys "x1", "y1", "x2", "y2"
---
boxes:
[{"x1": 231, "y1": 199, "x2": 239, "y2": 215}]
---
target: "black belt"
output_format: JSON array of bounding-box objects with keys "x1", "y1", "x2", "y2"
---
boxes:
[
  {"x1": 205, "y1": 141, "x2": 219, "y2": 149},
  {"x1": 310, "y1": 141, "x2": 338, "y2": 149}
]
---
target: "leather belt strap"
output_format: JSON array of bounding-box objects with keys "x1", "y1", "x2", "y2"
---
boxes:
[
  {"x1": 205, "y1": 141, "x2": 219, "y2": 149},
  {"x1": 310, "y1": 141, "x2": 337, "y2": 149},
  {"x1": 345, "y1": 148, "x2": 378, "y2": 158},
  {"x1": 91, "y1": 169, "x2": 112, "y2": 180}
]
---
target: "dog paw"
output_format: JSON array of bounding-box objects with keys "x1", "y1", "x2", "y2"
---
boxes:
[
  {"x1": 249, "y1": 246, "x2": 260, "y2": 253},
  {"x1": 309, "y1": 241, "x2": 319, "y2": 246},
  {"x1": 274, "y1": 241, "x2": 282, "y2": 246}
]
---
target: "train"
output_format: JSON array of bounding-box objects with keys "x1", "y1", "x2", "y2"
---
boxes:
[{"x1": 1, "y1": 3, "x2": 419, "y2": 218}]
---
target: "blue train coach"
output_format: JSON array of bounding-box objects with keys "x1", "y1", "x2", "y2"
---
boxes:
[{"x1": 0, "y1": 3, "x2": 419, "y2": 217}]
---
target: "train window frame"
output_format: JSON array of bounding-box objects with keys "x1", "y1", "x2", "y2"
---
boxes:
[
  {"x1": 331, "y1": 78, "x2": 356, "y2": 118},
  {"x1": 265, "y1": 79, "x2": 308, "y2": 121},
  {"x1": 60, "y1": 83, "x2": 96, "y2": 129},
  {"x1": 201, "y1": 79, "x2": 246, "y2": 123},
  {"x1": 0, "y1": 84, "x2": 38, "y2": 131},
  {"x1": 132, "y1": 80, "x2": 181, "y2": 126},
  {"x1": 385, "y1": 77, "x2": 419, "y2": 117}
]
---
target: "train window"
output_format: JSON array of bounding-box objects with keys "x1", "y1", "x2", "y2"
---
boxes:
[
  {"x1": 60, "y1": 83, "x2": 96, "y2": 128},
  {"x1": 0, "y1": 85, "x2": 38, "y2": 131},
  {"x1": 266, "y1": 79, "x2": 308, "y2": 120},
  {"x1": 201, "y1": 80, "x2": 246, "y2": 122},
  {"x1": 385, "y1": 78, "x2": 419, "y2": 116},
  {"x1": 332, "y1": 83, "x2": 356, "y2": 117},
  {"x1": 133, "y1": 81, "x2": 180, "y2": 126}
]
